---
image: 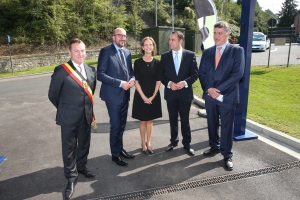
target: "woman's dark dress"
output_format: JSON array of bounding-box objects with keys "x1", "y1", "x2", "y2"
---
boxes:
[{"x1": 132, "y1": 58, "x2": 162, "y2": 121}]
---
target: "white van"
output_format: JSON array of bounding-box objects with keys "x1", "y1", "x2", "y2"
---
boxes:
[{"x1": 252, "y1": 32, "x2": 270, "y2": 52}]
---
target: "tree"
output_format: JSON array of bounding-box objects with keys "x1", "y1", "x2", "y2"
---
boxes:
[
  {"x1": 277, "y1": 0, "x2": 299, "y2": 27},
  {"x1": 253, "y1": 1, "x2": 267, "y2": 33},
  {"x1": 126, "y1": 0, "x2": 147, "y2": 53}
]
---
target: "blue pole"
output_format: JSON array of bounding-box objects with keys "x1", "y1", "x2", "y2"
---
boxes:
[
  {"x1": 233, "y1": 0, "x2": 258, "y2": 141},
  {"x1": 7, "y1": 35, "x2": 14, "y2": 75}
]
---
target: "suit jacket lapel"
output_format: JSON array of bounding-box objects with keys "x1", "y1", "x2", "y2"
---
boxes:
[
  {"x1": 112, "y1": 44, "x2": 128, "y2": 75},
  {"x1": 218, "y1": 44, "x2": 231, "y2": 67},
  {"x1": 67, "y1": 59, "x2": 88, "y2": 82},
  {"x1": 84, "y1": 63, "x2": 93, "y2": 86},
  {"x1": 113, "y1": 45, "x2": 122, "y2": 66},
  {"x1": 67, "y1": 60, "x2": 76, "y2": 71},
  {"x1": 178, "y1": 49, "x2": 186, "y2": 75},
  {"x1": 168, "y1": 50, "x2": 177, "y2": 75}
]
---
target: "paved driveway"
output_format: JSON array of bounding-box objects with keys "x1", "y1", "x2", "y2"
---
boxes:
[{"x1": 0, "y1": 74, "x2": 300, "y2": 199}]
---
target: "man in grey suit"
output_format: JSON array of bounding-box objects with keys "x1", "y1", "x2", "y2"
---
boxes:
[
  {"x1": 48, "y1": 39, "x2": 97, "y2": 199},
  {"x1": 161, "y1": 31, "x2": 198, "y2": 156},
  {"x1": 97, "y1": 28, "x2": 135, "y2": 167}
]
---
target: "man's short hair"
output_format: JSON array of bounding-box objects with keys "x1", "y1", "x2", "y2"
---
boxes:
[
  {"x1": 214, "y1": 21, "x2": 231, "y2": 34},
  {"x1": 69, "y1": 38, "x2": 84, "y2": 50},
  {"x1": 172, "y1": 31, "x2": 185, "y2": 41}
]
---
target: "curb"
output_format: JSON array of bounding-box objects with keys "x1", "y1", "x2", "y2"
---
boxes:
[
  {"x1": 193, "y1": 95, "x2": 300, "y2": 151},
  {"x1": 0, "y1": 72, "x2": 53, "y2": 80}
]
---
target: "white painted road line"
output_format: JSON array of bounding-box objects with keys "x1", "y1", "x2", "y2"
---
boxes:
[{"x1": 271, "y1": 48, "x2": 278, "y2": 52}]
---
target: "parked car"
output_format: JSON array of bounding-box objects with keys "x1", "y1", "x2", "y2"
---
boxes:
[
  {"x1": 296, "y1": 36, "x2": 300, "y2": 43},
  {"x1": 252, "y1": 32, "x2": 270, "y2": 52}
]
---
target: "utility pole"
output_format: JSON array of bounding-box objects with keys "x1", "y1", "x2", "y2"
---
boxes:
[
  {"x1": 172, "y1": 0, "x2": 174, "y2": 31},
  {"x1": 155, "y1": 0, "x2": 157, "y2": 27}
]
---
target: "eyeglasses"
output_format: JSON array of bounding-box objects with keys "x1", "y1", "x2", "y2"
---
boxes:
[
  {"x1": 114, "y1": 34, "x2": 127, "y2": 38},
  {"x1": 143, "y1": 44, "x2": 153, "y2": 47}
]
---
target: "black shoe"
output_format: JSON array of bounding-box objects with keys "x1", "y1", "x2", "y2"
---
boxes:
[
  {"x1": 142, "y1": 149, "x2": 148, "y2": 154},
  {"x1": 166, "y1": 143, "x2": 178, "y2": 151},
  {"x1": 78, "y1": 167, "x2": 96, "y2": 178},
  {"x1": 147, "y1": 149, "x2": 154, "y2": 154},
  {"x1": 65, "y1": 179, "x2": 77, "y2": 199},
  {"x1": 184, "y1": 147, "x2": 195, "y2": 156},
  {"x1": 203, "y1": 148, "x2": 220, "y2": 156},
  {"x1": 112, "y1": 156, "x2": 128, "y2": 166},
  {"x1": 120, "y1": 150, "x2": 135, "y2": 159},
  {"x1": 224, "y1": 158, "x2": 233, "y2": 170}
]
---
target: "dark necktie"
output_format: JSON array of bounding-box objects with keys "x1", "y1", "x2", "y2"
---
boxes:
[{"x1": 119, "y1": 49, "x2": 129, "y2": 81}]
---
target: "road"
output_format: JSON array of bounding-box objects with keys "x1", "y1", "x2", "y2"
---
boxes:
[
  {"x1": 1, "y1": 73, "x2": 300, "y2": 200},
  {"x1": 196, "y1": 43, "x2": 300, "y2": 66}
]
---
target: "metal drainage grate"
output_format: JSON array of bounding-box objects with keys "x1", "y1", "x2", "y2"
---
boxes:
[{"x1": 93, "y1": 161, "x2": 300, "y2": 200}]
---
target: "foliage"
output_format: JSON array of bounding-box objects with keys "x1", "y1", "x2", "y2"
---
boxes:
[
  {"x1": 253, "y1": 1, "x2": 268, "y2": 33},
  {"x1": 277, "y1": 0, "x2": 299, "y2": 27},
  {"x1": 126, "y1": 0, "x2": 148, "y2": 38},
  {"x1": 0, "y1": 0, "x2": 127, "y2": 45},
  {"x1": 0, "y1": 0, "x2": 298, "y2": 46}
]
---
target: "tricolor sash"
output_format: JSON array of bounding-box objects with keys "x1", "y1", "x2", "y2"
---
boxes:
[{"x1": 61, "y1": 63, "x2": 97, "y2": 129}]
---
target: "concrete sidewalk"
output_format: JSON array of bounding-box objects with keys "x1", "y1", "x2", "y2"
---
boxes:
[{"x1": 0, "y1": 75, "x2": 300, "y2": 200}]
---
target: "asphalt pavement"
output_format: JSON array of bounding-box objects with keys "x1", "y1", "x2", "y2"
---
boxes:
[
  {"x1": 0, "y1": 72, "x2": 300, "y2": 200},
  {"x1": 1, "y1": 44, "x2": 300, "y2": 199}
]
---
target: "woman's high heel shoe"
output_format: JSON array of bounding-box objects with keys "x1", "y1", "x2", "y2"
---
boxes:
[
  {"x1": 146, "y1": 144, "x2": 154, "y2": 154},
  {"x1": 142, "y1": 144, "x2": 148, "y2": 154}
]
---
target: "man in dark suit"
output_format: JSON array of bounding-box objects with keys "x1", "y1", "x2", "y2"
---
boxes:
[
  {"x1": 198, "y1": 21, "x2": 245, "y2": 170},
  {"x1": 161, "y1": 31, "x2": 198, "y2": 156},
  {"x1": 97, "y1": 28, "x2": 135, "y2": 166},
  {"x1": 48, "y1": 39, "x2": 97, "y2": 199}
]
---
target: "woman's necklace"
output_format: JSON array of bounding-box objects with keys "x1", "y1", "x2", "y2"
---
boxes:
[{"x1": 143, "y1": 55, "x2": 152, "y2": 67}]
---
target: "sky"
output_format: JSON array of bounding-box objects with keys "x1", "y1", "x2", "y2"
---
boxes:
[{"x1": 257, "y1": 0, "x2": 300, "y2": 14}]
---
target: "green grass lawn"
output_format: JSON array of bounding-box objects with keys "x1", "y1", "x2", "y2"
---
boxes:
[
  {"x1": 194, "y1": 65, "x2": 300, "y2": 139},
  {"x1": 1, "y1": 59, "x2": 299, "y2": 139}
]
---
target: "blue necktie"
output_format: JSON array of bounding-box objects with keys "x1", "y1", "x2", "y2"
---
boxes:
[
  {"x1": 119, "y1": 49, "x2": 129, "y2": 81},
  {"x1": 174, "y1": 52, "x2": 179, "y2": 75}
]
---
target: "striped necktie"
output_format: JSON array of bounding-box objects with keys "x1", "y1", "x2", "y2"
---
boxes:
[{"x1": 119, "y1": 49, "x2": 129, "y2": 81}]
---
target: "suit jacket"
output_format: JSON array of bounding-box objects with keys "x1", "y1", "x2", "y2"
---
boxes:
[
  {"x1": 161, "y1": 49, "x2": 198, "y2": 102},
  {"x1": 198, "y1": 44, "x2": 245, "y2": 105},
  {"x1": 97, "y1": 43, "x2": 134, "y2": 105},
  {"x1": 48, "y1": 60, "x2": 97, "y2": 127}
]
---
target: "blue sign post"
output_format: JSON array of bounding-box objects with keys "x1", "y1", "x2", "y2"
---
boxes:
[
  {"x1": 233, "y1": 0, "x2": 258, "y2": 141},
  {"x1": 7, "y1": 35, "x2": 14, "y2": 74}
]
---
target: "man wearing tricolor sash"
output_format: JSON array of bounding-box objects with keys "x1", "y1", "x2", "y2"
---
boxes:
[{"x1": 48, "y1": 39, "x2": 97, "y2": 199}]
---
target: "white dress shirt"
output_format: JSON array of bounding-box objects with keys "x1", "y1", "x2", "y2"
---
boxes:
[
  {"x1": 71, "y1": 60, "x2": 87, "y2": 79},
  {"x1": 168, "y1": 47, "x2": 188, "y2": 88}
]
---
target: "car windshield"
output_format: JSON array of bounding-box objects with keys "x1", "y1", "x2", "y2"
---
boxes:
[{"x1": 253, "y1": 36, "x2": 265, "y2": 41}]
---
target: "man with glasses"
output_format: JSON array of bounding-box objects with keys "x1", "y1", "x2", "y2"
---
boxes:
[{"x1": 97, "y1": 28, "x2": 135, "y2": 166}]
